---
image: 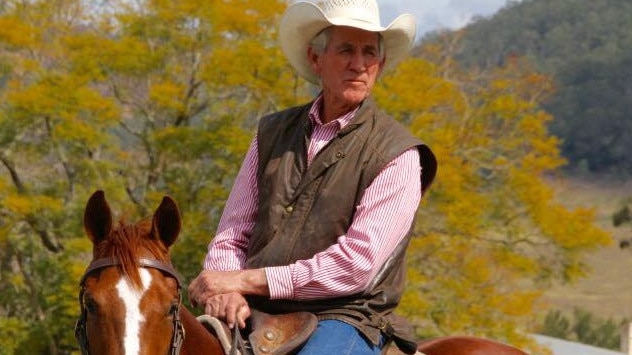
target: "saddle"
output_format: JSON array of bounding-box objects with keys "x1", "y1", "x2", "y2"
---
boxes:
[{"x1": 198, "y1": 310, "x2": 318, "y2": 355}]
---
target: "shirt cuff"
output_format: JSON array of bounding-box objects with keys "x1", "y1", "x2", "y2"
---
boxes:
[{"x1": 264, "y1": 265, "x2": 295, "y2": 300}]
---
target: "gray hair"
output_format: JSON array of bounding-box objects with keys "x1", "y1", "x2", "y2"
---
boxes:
[{"x1": 309, "y1": 26, "x2": 385, "y2": 59}]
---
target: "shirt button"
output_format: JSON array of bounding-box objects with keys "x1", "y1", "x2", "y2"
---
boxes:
[
  {"x1": 335, "y1": 151, "x2": 345, "y2": 158},
  {"x1": 285, "y1": 205, "x2": 293, "y2": 213}
]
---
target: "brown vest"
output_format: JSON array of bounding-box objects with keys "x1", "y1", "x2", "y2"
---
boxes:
[{"x1": 246, "y1": 99, "x2": 436, "y2": 354}]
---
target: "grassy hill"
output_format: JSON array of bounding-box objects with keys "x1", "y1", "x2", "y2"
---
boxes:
[{"x1": 543, "y1": 176, "x2": 632, "y2": 319}]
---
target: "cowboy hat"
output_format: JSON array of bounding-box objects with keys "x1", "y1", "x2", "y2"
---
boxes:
[{"x1": 279, "y1": 0, "x2": 417, "y2": 84}]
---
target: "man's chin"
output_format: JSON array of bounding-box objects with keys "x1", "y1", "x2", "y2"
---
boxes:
[{"x1": 341, "y1": 88, "x2": 369, "y2": 103}]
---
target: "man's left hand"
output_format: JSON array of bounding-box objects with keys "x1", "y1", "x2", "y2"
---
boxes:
[{"x1": 188, "y1": 269, "x2": 270, "y2": 308}]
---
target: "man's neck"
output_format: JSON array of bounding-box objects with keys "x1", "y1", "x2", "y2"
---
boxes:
[{"x1": 320, "y1": 98, "x2": 363, "y2": 124}]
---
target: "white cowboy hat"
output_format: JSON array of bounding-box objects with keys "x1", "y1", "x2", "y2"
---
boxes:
[{"x1": 279, "y1": 0, "x2": 417, "y2": 84}]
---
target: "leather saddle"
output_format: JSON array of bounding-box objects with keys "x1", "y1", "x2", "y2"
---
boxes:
[{"x1": 198, "y1": 310, "x2": 318, "y2": 355}]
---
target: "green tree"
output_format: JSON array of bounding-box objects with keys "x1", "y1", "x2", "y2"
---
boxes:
[
  {"x1": 540, "y1": 308, "x2": 625, "y2": 350},
  {"x1": 440, "y1": 0, "x2": 632, "y2": 174},
  {"x1": 542, "y1": 310, "x2": 571, "y2": 339}
]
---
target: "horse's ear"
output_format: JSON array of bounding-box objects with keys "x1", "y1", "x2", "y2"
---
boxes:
[
  {"x1": 151, "y1": 196, "x2": 181, "y2": 248},
  {"x1": 84, "y1": 190, "x2": 113, "y2": 244}
]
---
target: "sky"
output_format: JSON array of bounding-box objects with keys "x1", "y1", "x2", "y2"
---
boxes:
[{"x1": 378, "y1": 0, "x2": 515, "y2": 39}]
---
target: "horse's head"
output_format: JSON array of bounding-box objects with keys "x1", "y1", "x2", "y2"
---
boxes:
[{"x1": 76, "y1": 190, "x2": 185, "y2": 355}]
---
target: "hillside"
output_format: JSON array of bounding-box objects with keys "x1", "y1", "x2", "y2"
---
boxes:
[
  {"x1": 544, "y1": 176, "x2": 632, "y2": 319},
  {"x1": 420, "y1": 0, "x2": 632, "y2": 175}
]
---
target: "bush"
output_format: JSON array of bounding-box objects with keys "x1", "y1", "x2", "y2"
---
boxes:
[{"x1": 540, "y1": 308, "x2": 627, "y2": 350}]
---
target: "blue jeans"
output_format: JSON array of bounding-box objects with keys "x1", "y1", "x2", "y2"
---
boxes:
[{"x1": 297, "y1": 320, "x2": 384, "y2": 355}]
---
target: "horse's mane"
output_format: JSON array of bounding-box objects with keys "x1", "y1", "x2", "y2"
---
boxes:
[{"x1": 94, "y1": 217, "x2": 170, "y2": 290}]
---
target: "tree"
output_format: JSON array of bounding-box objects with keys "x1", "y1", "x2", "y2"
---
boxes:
[
  {"x1": 0, "y1": 0, "x2": 611, "y2": 353},
  {"x1": 441, "y1": 0, "x2": 632, "y2": 174},
  {"x1": 540, "y1": 308, "x2": 625, "y2": 350},
  {"x1": 0, "y1": 0, "x2": 120, "y2": 352},
  {"x1": 374, "y1": 42, "x2": 610, "y2": 352},
  {"x1": 0, "y1": 0, "x2": 294, "y2": 352}
]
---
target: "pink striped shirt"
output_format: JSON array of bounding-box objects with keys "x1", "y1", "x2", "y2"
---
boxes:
[{"x1": 204, "y1": 97, "x2": 422, "y2": 300}]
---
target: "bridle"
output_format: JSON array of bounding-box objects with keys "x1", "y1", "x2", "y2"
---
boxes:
[{"x1": 75, "y1": 257, "x2": 186, "y2": 355}]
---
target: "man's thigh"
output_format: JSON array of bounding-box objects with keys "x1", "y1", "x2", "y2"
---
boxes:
[{"x1": 297, "y1": 319, "x2": 384, "y2": 355}]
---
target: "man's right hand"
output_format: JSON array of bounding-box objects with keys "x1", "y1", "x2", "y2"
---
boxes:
[{"x1": 201, "y1": 292, "x2": 251, "y2": 329}]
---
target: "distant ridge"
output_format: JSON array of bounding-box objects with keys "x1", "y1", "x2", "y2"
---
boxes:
[{"x1": 418, "y1": 0, "x2": 632, "y2": 176}]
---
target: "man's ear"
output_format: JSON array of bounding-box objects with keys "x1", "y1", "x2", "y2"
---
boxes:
[
  {"x1": 378, "y1": 55, "x2": 386, "y2": 75},
  {"x1": 307, "y1": 46, "x2": 321, "y2": 77}
]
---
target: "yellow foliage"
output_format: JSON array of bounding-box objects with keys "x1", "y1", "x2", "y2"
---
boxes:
[
  {"x1": 107, "y1": 37, "x2": 165, "y2": 76},
  {"x1": 9, "y1": 273, "x2": 26, "y2": 289},
  {"x1": 3, "y1": 194, "x2": 63, "y2": 216},
  {"x1": 3, "y1": 194, "x2": 33, "y2": 215},
  {"x1": 149, "y1": 81, "x2": 187, "y2": 112},
  {"x1": 376, "y1": 46, "x2": 609, "y2": 350},
  {"x1": 204, "y1": 0, "x2": 284, "y2": 36},
  {"x1": 0, "y1": 16, "x2": 39, "y2": 47}
]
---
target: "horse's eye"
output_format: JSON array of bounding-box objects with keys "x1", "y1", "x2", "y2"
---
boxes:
[
  {"x1": 168, "y1": 301, "x2": 179, "y2": 317},
  {"x1": 84, "y1": 295, "x2": 98, "y2": 314}
]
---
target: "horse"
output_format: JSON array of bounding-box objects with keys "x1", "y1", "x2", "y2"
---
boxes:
[
  {"x1": 76, "y1": 190, "x2": 224, "y2": 355},
  {"x1": 415, "y1": 336, "x2": 528, "y2": 355},
  {"x1": 76, "y1": 190, "x2": 528, "y2": 355}
]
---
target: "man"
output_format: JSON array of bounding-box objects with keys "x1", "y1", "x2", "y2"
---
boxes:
[{"x1": 188, "y1": 0, "x2": 437, "y2": 354}]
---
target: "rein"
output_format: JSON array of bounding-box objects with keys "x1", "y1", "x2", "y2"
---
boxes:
[{"x1": 75, "y1": 257, "x2": 186, "y2": 355}]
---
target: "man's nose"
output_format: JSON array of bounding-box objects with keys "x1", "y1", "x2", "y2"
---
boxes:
[{"x1": 348, "y1": 52, "x2": 366, "y2": 72}]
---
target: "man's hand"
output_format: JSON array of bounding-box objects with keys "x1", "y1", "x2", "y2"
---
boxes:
[
  {"x1": 189, "y1": 269, "x2": 270, "y2": 304},
  {"x1": 203, "y1": 292, "x2": 251, "y2": 329},
  {"x1": 188, "y1": 269, "x2": 270, "y2": 328},
  {"x1": 188, "y1": 270, "x2": 241, "y2": 304}
]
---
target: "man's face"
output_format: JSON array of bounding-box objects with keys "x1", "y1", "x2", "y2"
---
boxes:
[{"x1": 309, "y1": 26, "x2": 385, "y2": 109}]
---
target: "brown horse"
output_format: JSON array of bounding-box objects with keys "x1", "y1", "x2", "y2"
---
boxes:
[
  {"x1": 415, "y1": 336, "x2": 528, "y2": 355},
  {"x1": 76, "y1": 190, "x2": 528, "y2": 355},
  {"x1": 76, "y1": 190, "x2": 224, "y2": 355}
]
